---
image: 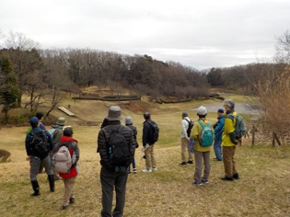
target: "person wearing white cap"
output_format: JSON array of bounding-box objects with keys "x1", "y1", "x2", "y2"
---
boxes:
[{"x1": 190, "y1": 106, "x2": 214, "y2": 186}]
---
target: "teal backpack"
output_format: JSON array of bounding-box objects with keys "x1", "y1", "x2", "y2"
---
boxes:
[{"x1": 198, "y1": 121, "x2": 214, "y2": 147}]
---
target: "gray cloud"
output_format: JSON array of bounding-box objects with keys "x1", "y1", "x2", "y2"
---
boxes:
[{"x1": 1, "y1": 0, "x2": 289, "y2": 69}]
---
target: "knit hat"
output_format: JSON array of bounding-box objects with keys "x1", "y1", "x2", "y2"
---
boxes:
[
  {"x1": 125, "y1": 116, "x2": 133, "y2": 125},
  {"x1": 197, "y1": 106, "x2": 207, "y2": 116},
  {"x1": 57, "y1": 117, "x2": 67, "y2": 126},
  {"x1": 106, "y1": 106, "x2": 123, "y2": 121},
  {"x1": 217, "y1": 108, "x2": 224, "y2": 113},
  {"x1": 30, "y1": 117, "x2": 39, "y2": 128}
]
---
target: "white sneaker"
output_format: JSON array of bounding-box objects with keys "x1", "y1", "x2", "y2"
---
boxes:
[
  {"x1": 152, "y1": 167, "x2": 157, "y2": 171},
  {"x1": 142, "y1": 169, "x2": 152, "y2": 173}
]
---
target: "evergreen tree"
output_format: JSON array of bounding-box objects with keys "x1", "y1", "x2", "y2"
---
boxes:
[{"x1": 0, "y1": 55, "x2": 20, "y2": 122}]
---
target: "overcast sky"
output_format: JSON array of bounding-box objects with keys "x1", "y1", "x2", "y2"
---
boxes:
[{"x1": 0, "y1": 0, "x2": 289, "y2": 69}]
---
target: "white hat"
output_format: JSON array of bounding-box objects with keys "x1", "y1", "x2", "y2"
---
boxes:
[
  {"x1": 125, "y1": 116, "x2": 133, "y2": 125},
  {"x1": 197, "y1": 106, "x2": 207, "y2": 115}
]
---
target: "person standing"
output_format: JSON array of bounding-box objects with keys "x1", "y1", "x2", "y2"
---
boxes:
[
  {"x1": 52, "y1": 127, "x2": 79, "y2": 210},
  {"x1": 25, "y1": 117, "x2": 54, "y2": 196},
  {"x1": 221, "y1": 99, "x2": 240, "y2": 181},
  {"x1": 213, "y1": 109, "x2": 225, "y2": 161},
  {"x1": 97, "y1": 106, "x2": 136, "y2": 217},
  {"x1": 49, "y1": 117, "x2": 67, "y2": 181},
  {"x1": 142, "y1": 112, "x2": 158, "y2": 173},
  {"x1": 180, "y1": 112, "x2": 194, "y2": 165},
  {"x1": 125, "y1": 116, "x2": 139, "y2": 173},
  {"x1": 27, "y1": 112, "x2": 46, "y2": 134},
  {"x1": 191, "y1": 106, "x2": 214, "y2": 186}
]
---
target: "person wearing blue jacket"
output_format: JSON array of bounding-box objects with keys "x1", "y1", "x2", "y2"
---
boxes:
[
  {"x1": 25, "y1": 117, "x2": 54, "y2": 196},
  {"x1": 213, "y1": 109, "x2": 225, "y2": 161}
]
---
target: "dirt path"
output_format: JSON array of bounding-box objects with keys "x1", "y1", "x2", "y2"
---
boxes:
[{"x1": 192, "y1": 102, "x2": 259, "y2": 115}]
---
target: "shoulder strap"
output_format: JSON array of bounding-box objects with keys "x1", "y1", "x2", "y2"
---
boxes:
[
  {"x1": 207, "y1": 121, "x2": 211, "y2": 127},
  {"x1": 198, "y1": 120, "x2": 205, "y2": 129}
]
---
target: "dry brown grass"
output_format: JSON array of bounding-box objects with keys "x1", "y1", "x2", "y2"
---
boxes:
[{"x1": 1, "y1": 100, "x2": 290, "y2": 217}]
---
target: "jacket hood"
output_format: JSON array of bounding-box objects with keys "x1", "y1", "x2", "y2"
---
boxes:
[{"x1": 60, "y1": 136, "x2": 78, "y2": 143}]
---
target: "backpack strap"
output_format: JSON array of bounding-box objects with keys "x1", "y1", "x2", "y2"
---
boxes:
[
  {"x1": 227, "y1": 114, "x2": 237, "y2": 127},
  {"x1": 198, "y1": 120, "x2": 205, "y2": 129}
]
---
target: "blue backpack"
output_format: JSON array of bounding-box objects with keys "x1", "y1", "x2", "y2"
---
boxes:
[{"x1": 198, "y1": 121, "x2": 214, "y2": 147}]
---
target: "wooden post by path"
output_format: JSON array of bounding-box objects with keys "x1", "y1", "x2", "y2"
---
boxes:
[
  {"x1": 252, "y1": 125, "x2": 255, "y2": 146},
  {"x1": 272, "y1": 131, "x2": 275, "y2": 147}
]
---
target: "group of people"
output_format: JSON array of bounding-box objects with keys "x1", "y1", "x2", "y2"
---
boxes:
[
  {"x1": 180, "y1": 99, "x2": 240, "y2": 186},
  {"x1": 25, "y1": 114, "x2": 79, "y2": 210},
  {"x1": 25, "y1": 99, "x2": 241, "y2": 216}
]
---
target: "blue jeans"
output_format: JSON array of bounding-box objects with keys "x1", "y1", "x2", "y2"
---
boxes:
[
  {"x1": 214, "y1": 140, "x2": 222, "y2": 160},
  {"x1": 130, "y1": 158, "x2": 136, "y2": 172}
]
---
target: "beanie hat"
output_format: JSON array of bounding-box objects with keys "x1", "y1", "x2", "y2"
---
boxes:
[
  {"x1": 197, "y1": 106, "x2": 207, "y2": 116},
  {"x1": 125, "y1": 116, "x2": 133, "y2": 125},
  {"x1": 30, "y1": 117, "x2": 39, "y2": 128},
  {"x1": 218, "y1": 108, "x2": 224, "y2": 113}
]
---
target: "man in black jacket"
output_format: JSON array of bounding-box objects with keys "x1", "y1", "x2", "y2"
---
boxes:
[
  {"x1": 142, "y1": 112, "x2": 158, "y2": 173},
  {"x1": 97, "y1": 106, "x2": 136, "y2": 217}
]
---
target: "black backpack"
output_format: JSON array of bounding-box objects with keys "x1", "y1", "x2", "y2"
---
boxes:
[
  {"x1": 185, "y1": 119, "x2": 194, "y2": 137},
  {"x1": 149, "y1": 121, "x2": 159, "y2": 143},
  {"x1": 108, "y1": 127, "x2": 131, "y2": 167},
  {"x1": 30, "y1": 131, "x2": 49, "y2": 159}
]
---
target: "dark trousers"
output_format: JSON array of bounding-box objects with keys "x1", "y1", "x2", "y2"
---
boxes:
[
  {"x1": 100, "y1": 166, "x2": 128, "y2": 217},
  {"x1": 30, "y1": 155, "x2": 53, "y2": 181}
]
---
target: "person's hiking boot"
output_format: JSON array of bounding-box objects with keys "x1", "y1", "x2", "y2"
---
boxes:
[
  {"x1": 187, "y1": 161, "x2": 194, "y2": 164},
  {"x1": 69, "y1": 198, "x2": 75, "y2": 204},
  {"x1": 201, "y1": 179, "x2": 209, "y2": 184},
  {"x1": 180, "y1": 162, "x2": 187, "y2": 165},
  {"x1": 128, "y1": 171, "x2": 131, "y2": 175},
  {"x1": 152, "y1": 167, "x2": 157, "y2": 171},
  {"x1": 133, "y1": 168, "x2": 137, "y2": 173},
  {"x1": 233, "y1": 173, "x2": 240, "y2": 180},
  {"x1": 48, "y1": 174, "x2": 55, "y2": 192},
  {"x1": 221, "y1": 176, "x2": 235, "y2": 181},
  {"x1": 62, "y1": 205, "x2": 69, "y2": 210},
  {"x1": 30, "y1": 180, "x2": 40, "y2": 196},
  {"x1": 142, "y1": 168, "x2": 152, "y2": 173},
  {"x1": 192, "y1": 181, "x2": 203, "y2": 186},
  {"x1": 54, "y1": 176, "x2": 62, "y2": 181},
  {"x1": 214, "y1": 158, "x2": 222, "y2": 161}
]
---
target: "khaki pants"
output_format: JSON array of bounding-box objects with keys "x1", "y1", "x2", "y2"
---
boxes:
[
  {"x1": 222, "y1": 146, "x2": 237, "y2": 178},
  {"x1": 194, "y1": 151, "x2": 211, "y2": 182},
  {"x1": 63, "y1": 177, "x2": 76, "y2": 206},
  {"x1": 145, "y1": 145, "x2": 156, "y2": 170},
  {"x1": 181, "y1": 138, "x2": 193, "y2": 162}
]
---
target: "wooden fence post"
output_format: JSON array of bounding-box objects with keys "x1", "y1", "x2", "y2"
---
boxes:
[
  {"x1": 252, "y1": 125, "x2": 255, "y2": 146},
  {"x1": 272, "y1": 131, "x2": 275, "y2": 147}
]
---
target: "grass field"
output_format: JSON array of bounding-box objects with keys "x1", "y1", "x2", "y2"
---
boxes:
[{"x1": 1, "y1": 98, "x2": 290, "y2": 216}]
